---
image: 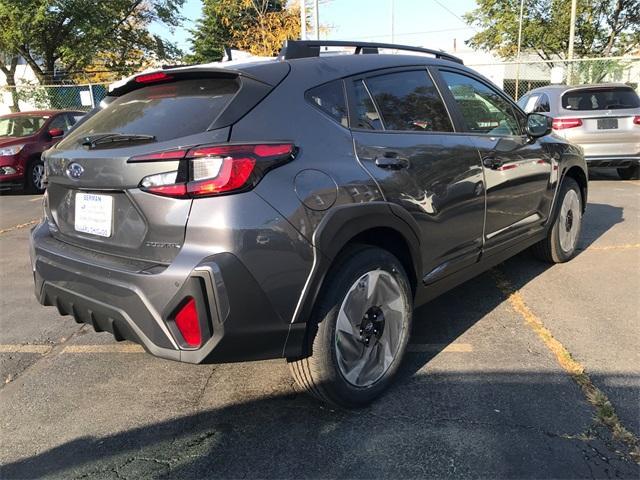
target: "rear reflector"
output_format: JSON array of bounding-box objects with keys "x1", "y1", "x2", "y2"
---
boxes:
[
  {"x1": 633, "y1": 116, "x2": 640, "y2": 125},
  {"x1": 137, "y1": 143, "x2": 295, "y2": 199},
  {"x1": 174, "y1": 297, "x2": 201, "y2": 347},
  {"x1": 552, "y1": 118, "x2": 583, "y2": 130},
  {"x1": 134, "y1": 72, "x2": 173, "y2": 84}
]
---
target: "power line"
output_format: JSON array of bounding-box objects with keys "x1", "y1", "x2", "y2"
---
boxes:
[{"x1": 432, "y1": 0, "x2": 479, "y2": 32}]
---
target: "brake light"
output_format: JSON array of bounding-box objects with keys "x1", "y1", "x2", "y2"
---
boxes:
[
  {"x1": 136, "y1": 143, "x2": 295, "y2": 198},
  {"x1": 633, "y1": 116, "x2": 640, "y2": 125},
  {"x1": 552, "y1": 118, "x2": 583, "y2": 130},
  {"x1": 174, "y1": 297, "x2": 201, "y2": 347},
  {"x1": 134, "y1": 72, "x2": 173, "y2": 84}
]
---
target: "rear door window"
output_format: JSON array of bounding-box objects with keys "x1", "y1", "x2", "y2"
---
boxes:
[
  {"x1": 518, "y1": 93, "x2": 539, "y2": 113},
  {"x1": 440, "y1": 70, "x2": 521, "y2": 135},
  {"x1": 352, "y1": 80, "x2": 383, "y2": 130},
  {"x1": 61, "y1": 79, "x2": 239, "y2": 147},
  {"x1": 562, "y1": 87, "x2": 640, "y2": 110},
  {"x1": 364, "y1": 70, "x2": 453, "y2": 132},
  {"x1": 306, "y1": 80, "x2": 348, "y2": 127},
  {"x1": 535, "y1": 93, "x2": 550, "y2": 113}
]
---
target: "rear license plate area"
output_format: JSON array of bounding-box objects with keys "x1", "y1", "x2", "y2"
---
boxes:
[
  {"x1": 74, "y1": 193, "x2": 114, "y2": 237},
  {"x1": 597, "y1": 118, "x2": 618, "y2": 130}
]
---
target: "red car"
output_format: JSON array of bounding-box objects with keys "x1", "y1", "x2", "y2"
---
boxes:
[{"x1": 0, "y1": 110, "x2": 85, "y2": 193}]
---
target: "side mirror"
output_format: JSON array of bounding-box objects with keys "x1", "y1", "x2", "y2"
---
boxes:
[
  {"x1": 526, "y1": 113, "x2": 552, "y2": 138},
  {"x1": 48, "y1": 128, "x2": 64, "y2": 138}
]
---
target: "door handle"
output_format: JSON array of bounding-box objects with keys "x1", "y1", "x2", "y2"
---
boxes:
[
  {"x1": 482, "y1": 155, "x2": 504, "y2": 170},
  {"x1": 375, "y1": 156, "x2": 409, "y2": 170}
]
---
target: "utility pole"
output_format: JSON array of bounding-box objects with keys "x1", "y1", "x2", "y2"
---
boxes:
[
  {"x1": 300, "y1": 0, "x2": 306, "y2": 40},
  {"x1": 514, "y1": 0, "x2": 525, "y2": 99},
  {"x1": 391, "y1": 0, "x2": 395, "y2": 44},
  {"x1": 567, "y1": 0, "x2": 577, "y2": 84},
  {"x1": 313, "y1": 0, "x2": 319, "y2": 40}
]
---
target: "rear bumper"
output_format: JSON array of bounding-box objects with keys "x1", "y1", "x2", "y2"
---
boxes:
[
  {"x1": 585, "y1": 155, "x2": 640, "y2": 168},
  {"x1": 30, "y1": 221, "x2": 307, "y2": 364}
]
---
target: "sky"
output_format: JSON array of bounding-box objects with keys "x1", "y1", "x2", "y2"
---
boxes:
[{"x1": 150, "y1": 0, "x2": 479, "y2": 55}]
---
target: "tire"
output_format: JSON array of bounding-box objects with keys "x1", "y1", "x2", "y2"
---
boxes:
[
  {"x1": 26, "y1": 157, "x2": 46, "y2": 194},
  {"x1": 288, "y1": 245, "x2": 412, "y2": 408},
  {"x1": 617, "y1": 165, "x2": 639, "y2": 180},
  {"x1": 531, "y1": 177, "x2": 583, "y2": 263}
]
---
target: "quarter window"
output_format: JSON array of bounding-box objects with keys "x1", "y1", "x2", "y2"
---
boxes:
[
  {"x1": 440, "y1": 71, "x2": 521, "y2": 135},
  {"x1": 306, "y1": 80, "x2": 348, "y2": 127},
  {"x1": 364, "y1": 70, "x2": 453, "y2": 132}
]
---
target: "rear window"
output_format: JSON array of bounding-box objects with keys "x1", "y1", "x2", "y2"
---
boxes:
[
  {"x1": 60, "y1": 79, "x2": 239, "y2": 146},
  {"x1": 562, "y1": 87, "x2": 640, "y2": 111}
]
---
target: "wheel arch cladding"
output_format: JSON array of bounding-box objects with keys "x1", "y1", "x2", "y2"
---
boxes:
[
  {"x1": 285, "y1": 202, "x2": 421, "y2": 358},
  {"x1": 564, "y1": 165, "x2": 588, "y2": 212},
  {"x1": 294, "y1": 202, "x2": 421, "y2": 323}
]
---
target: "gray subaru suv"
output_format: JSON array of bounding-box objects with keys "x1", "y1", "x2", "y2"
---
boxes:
[{"x1": 30, "y1": 41, "x2": 588, "y2": 407}]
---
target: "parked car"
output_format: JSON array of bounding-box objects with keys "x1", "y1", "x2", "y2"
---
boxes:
[
  {"x1": 518, "y1": 84, "x2": 640, "y2": 180},
  {"x1": 0, "y1": 110, "x2": 85, "y2": 193},
  {"x1": 30, "y1": 41, "x2": 587, "y2": 407}
]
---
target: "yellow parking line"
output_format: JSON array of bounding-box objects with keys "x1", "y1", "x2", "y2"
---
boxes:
[
  {"x1": 29, "y1": 197, "x2": 43, "y2": 202},
  {"x1": 587, "y1": 243, "x2": 640, "y2": 251},
  {"x1": 0, "y1": 219, "x2": 39, "y2": 235},
  {"x1": 0, "y1": 344, "x2": 52, "y2": 354},
  {"x1": 407, "y1": 343, "x2": 472, "y2": 353},
  {"x1": 493, "y1": 269, "x2": 640, "y2": 462},
  {"x1": 62, "y1": 344, "x2": 145, "y2": 353}
]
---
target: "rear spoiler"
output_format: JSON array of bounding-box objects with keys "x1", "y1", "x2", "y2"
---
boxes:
[{"x1": 109, "y1": 67, "x2": 249, "y2": 97}]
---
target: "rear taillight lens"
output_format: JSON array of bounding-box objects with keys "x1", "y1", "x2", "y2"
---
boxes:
[
  {"x1": 552, "y1": 118, "x2": 583, "y2": 130},
  {"x1": 174, "y1": 297, "x2": 201, "y2": 347},
  {"x1": 133, "y1": 143, "x2": 295, "y2": 198},
  {"x1": 633, "y1": 116, "x2": 640, "y2": 125}
]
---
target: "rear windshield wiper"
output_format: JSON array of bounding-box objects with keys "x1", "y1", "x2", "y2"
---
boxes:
[{"x1": 81, "y1": 133, "x2": 156, "y2": 149}]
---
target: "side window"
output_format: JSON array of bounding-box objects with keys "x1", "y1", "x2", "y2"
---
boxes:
[
  {"x1": 364, "y1": 70, "x2": 453, "y2": 132},
  {"x1": 534, "y1": 94, "x2": 550, "y2": 113},
  {"x1": 440, "y1": 71, "x2": 521, "y2": 135},
  {"x1": 69, "y1": 114, "x2": 84, "y2": 125},
  {"x1": 48, "y1": 115, "x2": 71, "y2": 133},
  {"x1": 306, "y1": 80, "x2": 348, "y2": 127},
  {"x1": 518, "y1": 93, "x2": 540, "y2": 113},
  {"x1": 352, "y1": 80, "x2": 383, "y2": 130}
]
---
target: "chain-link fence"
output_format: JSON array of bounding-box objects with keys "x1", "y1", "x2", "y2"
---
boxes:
[
  {"x1": 467, "y1": 56, "x2": 640, "y2": 101},
  {"x1": 0, "y1": 83, "x2": 110, "y2": 114}
]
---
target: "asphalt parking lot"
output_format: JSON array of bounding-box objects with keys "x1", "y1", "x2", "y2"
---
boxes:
[{"x1": 0, "y1": 171, "x2": 638, "y2": 479}]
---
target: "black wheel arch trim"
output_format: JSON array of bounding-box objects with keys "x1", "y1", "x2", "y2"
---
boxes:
[{"x1": 284, "y1": 201, "x2": 421, "y2": 357}]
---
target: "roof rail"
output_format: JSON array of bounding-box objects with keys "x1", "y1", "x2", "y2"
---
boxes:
[{"x1": 278, "y1": 40, "x2": 464, "y2": 65}]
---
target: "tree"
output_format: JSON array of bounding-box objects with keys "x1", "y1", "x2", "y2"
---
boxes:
[
  {"x1": 0, "y1": 49, "x2": 20, "y2": 112},
  {"x1": 188, "y1": 0, "x2": 300, "y2": 63},
  {"x1": 464, "y1": 0, "x2": 640, "y2": 61},
  {"x1": 0, "y1": 0, "x2": 185, "y2": 85}
]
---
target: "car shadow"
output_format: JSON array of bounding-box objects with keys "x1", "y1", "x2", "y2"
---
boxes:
[
  {"x1": 2, "y1": 370, "x2": 638, "y2": 479},
  {"x1": 1, "y1": 202, "x2": 631, "y2": 479}
]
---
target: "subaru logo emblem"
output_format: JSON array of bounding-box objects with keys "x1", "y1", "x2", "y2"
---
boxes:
[{"x1": 66, "y1": 162, "x2": 84, "y2": 180}]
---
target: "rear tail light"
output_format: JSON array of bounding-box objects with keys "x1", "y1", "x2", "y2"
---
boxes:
[
  {"x1": 174, "y1": 297, "x2": 201, "y2": 347},
  {"x1": 552, "y1": 118, "x2": 583, "y2": 130},
  {"x1": 633, "y1": 116, "x2": 640, "y2": 125},
  {"x1": 133, "y1": 143, "x2": 295, "y2": 198}
]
